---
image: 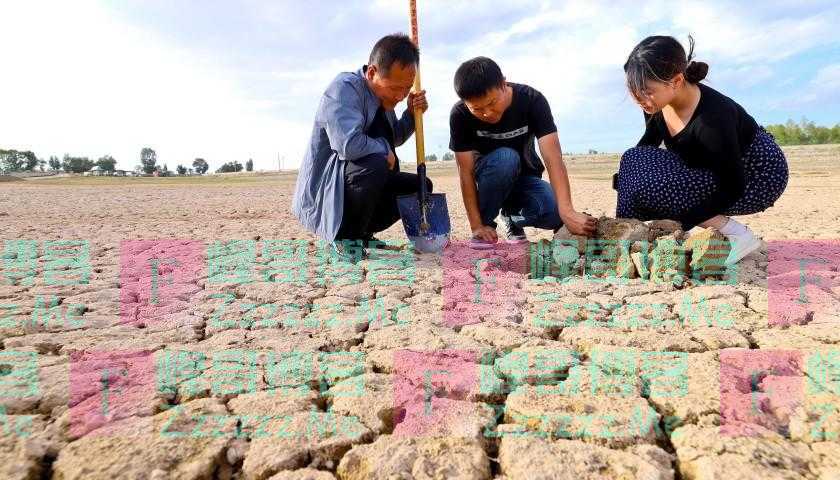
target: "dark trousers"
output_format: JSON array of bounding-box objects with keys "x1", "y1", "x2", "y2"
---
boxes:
[
  {"x1": 475, "y1": 147, "x2": 562, "y2": 230},
  {"x1": 336, "y1": 153, "x2": 433, "y2": 241},
  {"x1": 615, "y1": 128, "x2": 787, "y2": 230}
]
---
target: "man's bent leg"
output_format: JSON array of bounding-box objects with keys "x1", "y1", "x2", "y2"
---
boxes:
[
  {"x1": 474, "y1": 147, "x2": 520, "y2": 229},
  {"x1": 336, "y1": 153, "x2": 389, "y2": 241},
  {"x1": 367, "y1": 171, "x2": 433, "y2": 235},
  {"x1": 505, "y1": 175, "x2": 563, "y2": 230}
]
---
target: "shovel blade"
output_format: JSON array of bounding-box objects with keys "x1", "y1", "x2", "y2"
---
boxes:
[{"x1": 397, "y1": 192, "x2": 450, "y2": 253}]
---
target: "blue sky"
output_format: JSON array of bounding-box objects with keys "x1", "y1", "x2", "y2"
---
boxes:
[{"x1": 2, "y1": 0, "x2": 839, "y2": 171}]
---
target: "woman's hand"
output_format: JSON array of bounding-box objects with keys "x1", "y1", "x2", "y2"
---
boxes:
[{"x1": 561, "y1": 210, "x2": 597, "y2": 236}]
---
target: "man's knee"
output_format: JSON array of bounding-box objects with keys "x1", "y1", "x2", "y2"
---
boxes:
[
  {"x1": 522, "y1": 182, "x2": 558, "y2": 218},
  {"x1": 346, "y1": 153, "x2": 388, "y2": 191},
  {"x1": 490, "y1": 147, "x2": 521, "y2": 175},
  {"x1": 354, "y1": 152, "x2": 389, "y2": 175},
  {"x1": 477, "y1": 147, "x2": 520, "y2": 185}
]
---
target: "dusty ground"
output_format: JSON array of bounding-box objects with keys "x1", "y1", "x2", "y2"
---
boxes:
[{"x1": 1, "y1": 144, "x2": 839, "y2": 479}]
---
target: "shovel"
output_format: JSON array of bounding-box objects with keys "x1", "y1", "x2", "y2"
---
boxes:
[{"x1": 396, "y1": 0, "x2": 451, "y2": 253}]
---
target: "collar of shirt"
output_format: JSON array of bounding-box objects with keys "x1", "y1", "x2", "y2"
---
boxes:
[{"x1": 357, "y1": 65, "x2": 395, "y2": 128}]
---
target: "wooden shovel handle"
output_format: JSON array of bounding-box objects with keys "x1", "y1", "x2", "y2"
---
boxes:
[{"x1": 409, "y1": 0, "x2": 425, "y2": 167}]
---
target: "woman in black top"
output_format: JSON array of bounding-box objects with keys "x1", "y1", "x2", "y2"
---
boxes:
[{"x1": 617, "y1": 35, "x2": 788, "y2": 265}]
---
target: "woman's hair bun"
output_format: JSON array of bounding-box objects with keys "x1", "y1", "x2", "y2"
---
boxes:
[{"x1": 685, "y1": 60, "x2": 709, "y2": 83}]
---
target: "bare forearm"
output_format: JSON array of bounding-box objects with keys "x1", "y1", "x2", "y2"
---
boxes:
[
  {"x1": 458, "y1": 169, "x2": 483, "y2": 230},
  {"x1": 544, "y1": 152, "x2": 575, "y2": 215},
  {"x1": 537, "y1": 133, "x2": 596, "y2": 235}
]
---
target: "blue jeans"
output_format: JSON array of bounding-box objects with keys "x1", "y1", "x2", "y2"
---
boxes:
[{"x1": 474, "y1": 147, "x2": 562, "y2": 230}]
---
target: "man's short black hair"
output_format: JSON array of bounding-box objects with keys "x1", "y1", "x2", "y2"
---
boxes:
[
  {"x1": 454, "y1": 56, "x2": 505, "y2": 100},
  {"x1": 369, "y1": 33, "x2": 420, "y2": 75}
]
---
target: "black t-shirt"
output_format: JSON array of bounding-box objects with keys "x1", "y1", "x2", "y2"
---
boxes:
[
  {"x1": 637, "y1": 83, "x2": 759, "y2": 227},
  {"x1": 449, "y1": 83, "x2": 557, "y2": 177},
  {"x1": 367, "y1": 105, "x2": 399, "y2": 172}
]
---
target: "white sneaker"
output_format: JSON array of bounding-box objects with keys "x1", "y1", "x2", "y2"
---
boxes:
[
  {"x1": 724, "y1": 229, "x2": 763, "y2": 265},
  {"x1": 502, "y1": 215, "x2": 528, "y2": 244}
]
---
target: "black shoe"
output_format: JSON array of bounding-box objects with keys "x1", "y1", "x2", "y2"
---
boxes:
[
  {"x1": 361, "y1": 235, "x2": 403, "y2": 252},
  {"x1": 329, "y1": 240, "x2": 365, "y2": 263},
  {"x1": 360, "y1": 234, "x2": 380, "y2": 248},
  {"x1": 502, "y1": 215, "x2": 528, "y2": 244}
]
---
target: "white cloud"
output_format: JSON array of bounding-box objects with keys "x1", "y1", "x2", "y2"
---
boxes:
[
  {"x1": 764, "y1": 62, "x2": 840, "y2": 111},
  {"x1": 670, "y1": 1, "x2": 840, "y2": 64},
  {"x1": 811, "y1": 63, "x2": 840, "y2": 88},
  {"x1": 413, "y1": 0, "x2": 840, "y2": 151},
  {"x1": 2, "y1": 0, "x2": 838, "y2": 169},
  {"x1": 394, "y1": 0, "x2": 647, "y2": 154},
  {"x1": 712, "y1": 64, "x2": 775, "y2": 89},
  {"x1": 800, "y1": 63, "x2": 840, "y2": 104},
  {"x1": 0, "y1": 0, "x2": 306, "y2": 171}
]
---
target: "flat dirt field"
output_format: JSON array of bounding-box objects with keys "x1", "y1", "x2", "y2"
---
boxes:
[{"x1": 1, "y1": 145, "x2": 839, "y2": 479}]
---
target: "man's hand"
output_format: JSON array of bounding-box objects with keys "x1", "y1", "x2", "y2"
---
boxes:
[
  {"x1": 386, "y1": 149, "x2": 396, "y2": 170},
  {"x1": 561, "y1": 210, "x2": 597, "y2": 236},
  {"x1": 472, "y1": 225, "x2": 498, "y2": 243},
  {"x1": 407, "y1": 89, "x2": 428, "y2": 115}
]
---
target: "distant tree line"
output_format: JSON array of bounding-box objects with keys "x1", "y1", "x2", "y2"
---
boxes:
[
  {"x1": 214, "y1": 158, "x2": 254, "y2": 173},
  {"x1": 216, "y1": 161, "x2": 243, "y2": 173},
  {"x1": 766, "y1": 118, "x2": 840, "y2": 146},
  {"x1": 424, "y1": 152, "x2": 455, "y2": 162},
  {"x1": 192, "y1": 158, "x2": 209, "y2": 174},
  {"x1": 1, "y1": 146, "x2": 221, "y2": 176},
  {"x1": 1, "y1": 149, "x2": 118, "y2": 174},
  {"x1": 7, "y1": 120, "x2": 838, "y2": 176},
  {"x1": 0, "y1": 149, "x2": 40, "y2": 172}
]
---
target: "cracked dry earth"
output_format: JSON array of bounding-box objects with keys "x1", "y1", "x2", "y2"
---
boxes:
[{"x1": 1, "y1": 145, "x2": 839, "y2": 480}]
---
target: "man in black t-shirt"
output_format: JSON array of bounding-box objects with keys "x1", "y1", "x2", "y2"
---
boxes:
[{"x1": 449, "y1": 56, "x2": 595, "y2": 248}]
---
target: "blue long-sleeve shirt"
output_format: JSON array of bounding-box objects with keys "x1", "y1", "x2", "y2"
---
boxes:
[{"x1": 292, "y1": 65, "x2": 416, "y2": 241}]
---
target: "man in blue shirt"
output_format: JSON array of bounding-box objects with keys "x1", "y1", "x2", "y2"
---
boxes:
[{"x1": 292, "y1": 34, "x2": 429, "y2": 259}]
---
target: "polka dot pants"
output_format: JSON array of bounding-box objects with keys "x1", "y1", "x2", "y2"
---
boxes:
[{"x1": 615, "y1": 127, "x2": 789, "y2": 229}]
